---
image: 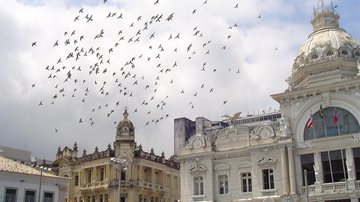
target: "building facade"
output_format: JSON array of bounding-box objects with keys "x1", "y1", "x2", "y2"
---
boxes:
[
  {"x1": 174, "y1": 5, "x2": 360, "y2": 202},
  {"x1": 53, "y1": 109, "x2": 180, "y2": 202},
  {"x1": 0, "y1": 155, "x2": 67, "y2": 202}
]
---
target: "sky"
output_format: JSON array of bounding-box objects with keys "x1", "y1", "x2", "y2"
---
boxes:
[{"x1": 0, "y1": 0, "x2": 359, "y2": 161}]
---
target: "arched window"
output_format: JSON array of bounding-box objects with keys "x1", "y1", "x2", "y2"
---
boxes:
[
  {"x1": 341, "y1": 50, "x2": 348, "y2": 55},
  {"x1": 304, "y1": 107, "x2": 360, "y2": 140},
  {"x1": 311, "y1": 54, "x2": 318, "y2": 59},
  {"x1": 326, "y1": 50, "x2": 333, "y2": 56}
]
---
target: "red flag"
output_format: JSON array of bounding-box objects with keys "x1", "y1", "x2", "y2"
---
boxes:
[
  {"x1": 306, "y1": 113, "x2": 313, "y2": 128},
  {"x1": 333, "y1": 108, "x2": 338, "y2": 125}
]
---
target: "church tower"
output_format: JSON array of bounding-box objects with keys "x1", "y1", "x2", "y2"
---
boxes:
[{"x1": 113, "y1": 108, "x2": 135, "y2": 159}]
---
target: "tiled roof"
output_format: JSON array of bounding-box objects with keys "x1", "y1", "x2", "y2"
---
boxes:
[{"x1": 0, "y1": 156, "x2": 58, "y2": 178}]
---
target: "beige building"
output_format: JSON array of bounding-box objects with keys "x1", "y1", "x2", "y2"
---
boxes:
[
  {"x1": 53, "y1": 109, "x2": 180, "y2": 202},
  {"x1": 174, "y1": 4, "x2": 360, "y2": 202}
]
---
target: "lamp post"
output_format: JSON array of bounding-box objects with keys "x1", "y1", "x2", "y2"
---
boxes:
[
  {"x1": 36, "y1": 165, "x2": 51, "y2": 202},
  {"x1": 111, "y1": 157, "x2": 130, "y2": 202}
]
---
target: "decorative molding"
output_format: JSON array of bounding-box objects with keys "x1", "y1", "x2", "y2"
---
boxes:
[
  {"x1": 187, "y1": 134, "x2": 206, "y2": 150},
  {"x1": 189, "y1": 157, "x2": 207, "y2": 175},
  {"x1": 257, "y1": 148, "x2": 277, "y2": 168},
  {"x1": 353, "y1": 134, "x2": 360, "y2": 143},
  {"x1": 237, "y1": 161, "x2": 252, "y2": 169},
  {"x1": 214, "y1": 163, "x2": 230, "y2": 171}
]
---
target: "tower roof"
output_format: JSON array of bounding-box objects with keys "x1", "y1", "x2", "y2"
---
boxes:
[{"x1": 116, "y1": 108, "x2": 134, "y2": 137}]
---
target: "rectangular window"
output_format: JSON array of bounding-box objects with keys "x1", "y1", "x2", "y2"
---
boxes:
[
  {"x1": 262, "y1": 169, "x2": 274, "y2": 190},
  {"x1": 5, "y1": 188, "x2": 17, "y2": 202},
  {"x1": 353, "y1": 147, "x2": 360, "y2": 180},
  {"x1": 301, "y1": 154, "x2": 315, "y2": 185},
  {"x1": 92, "y1": 195, "x2": 95, "y2": 202},
  {"x1": 193, "y1": 176, "x2": 204, "y2": 195},
  {"x1": 121, "y1": 170, "x2": 126, "y2": 180},
  {"x1": 100, "y1": 167, "x2": 105, "y2": 181},
  {"x1": 87, "y1": 170, "x2": 92, "y2": 183},
  {"x1": 241, "y1": 172, "x2": 252, "y2": 192},
  {"x1": 321, "y1": 150, "x2": 347, "y2": 183},
  {"x1": 218, "y1": 174, "x2": 229, "y2": 194},
  {"x1": 75, "y1": 174, "x2": 79, "y2": 186},
  {"x1": 99, "y1": 195, "x2": 103, "y2": 202},
  {"x1": 25, "y1": 190, "x2": 36, "y2": 202},
  {"x1": 44, "y1": 192, "x2": 53, "y2": 202}
]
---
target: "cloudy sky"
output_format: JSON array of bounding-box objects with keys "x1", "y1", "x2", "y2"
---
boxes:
[{"x1": 0, "y1": 0, "x2": 359, "y2": 161}]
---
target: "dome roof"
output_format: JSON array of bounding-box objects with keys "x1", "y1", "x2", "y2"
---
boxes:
[
  {"x1": 116, "y1": 109, "x2": 135, "y2": 137},
  {"x1": 290, "y1": 6, "x2": 360, "y2": 89}
]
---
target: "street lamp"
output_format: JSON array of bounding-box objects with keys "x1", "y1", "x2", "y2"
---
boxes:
[
  {"x1": 110, "y1": 157, "x2": 130, "y2": 202},
  {"x1": 36, "y1": 165, "x2": 51, "y2": 202}
]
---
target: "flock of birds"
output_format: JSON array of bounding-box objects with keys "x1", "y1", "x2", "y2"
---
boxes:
[{"x1": 31, "y1": 0, "x2": 264, "y2": 133}]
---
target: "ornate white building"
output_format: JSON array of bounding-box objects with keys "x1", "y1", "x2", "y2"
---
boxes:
[{"x1": 174, "y1": 4, "x2": 360, "y2": 202}]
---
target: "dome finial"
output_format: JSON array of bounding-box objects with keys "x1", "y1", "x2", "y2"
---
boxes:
[
  {"x1": 311, "y1": 1, "x2": 339, "y2": 32},
  {"x1": 123, "y1": 107, "x2": 129, "y2": 120}
]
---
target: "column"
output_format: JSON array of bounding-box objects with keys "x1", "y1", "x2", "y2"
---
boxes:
[
  {"x1": 280, "y1": 145, "x2": 289, "y2": 195},
  {"x1": 314, "y1": 151, "x2": 323, "y2": 193},
  {"x1": 287, "y1": 144, "x2": 296, "y2": 195},
  {"x1": 346, "y1": 148, "x2": 356, "y2": 190}
]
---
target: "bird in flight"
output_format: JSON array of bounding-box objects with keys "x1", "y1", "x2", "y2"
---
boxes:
[{"x1": 31, "y1": 42, "x2": 37, "y2": 47}]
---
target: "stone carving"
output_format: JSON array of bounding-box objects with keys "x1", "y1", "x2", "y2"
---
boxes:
[
  {"x1": 279, "y1": 115, "x2": 291, "y2": 137},
  {"x1": 346, "y1": 159, "x2": 354, "y2": 180},
  {"x1": 353, "y1": 134, "x2": 360, "y2": 143},
  {"x1": 189, "y1": 157, "x2": 207, "y2": 175},
  {"x1": 187, "y1": 134, "x2": 206, "y2": 150},
  {"x1": 222, "y1": 112, "x2": 241, "y2": 127},
  {"x1": 257, "y1": 148, "x2": 276, "y2": 168},
  {"x1": 313, "y1": 162, "x2": 321, "y2": 182},
  {"x1": 249, "y1": 127, "x2": 259, "y2": 140}
]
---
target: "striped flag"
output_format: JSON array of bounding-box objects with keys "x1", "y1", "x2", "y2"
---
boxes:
[
  {"x1": 306, "y1": 112, "x2": 313, "y2": 128},
  {"x1": 333, "y1": 108, "x2": 338, "y2": 125}
]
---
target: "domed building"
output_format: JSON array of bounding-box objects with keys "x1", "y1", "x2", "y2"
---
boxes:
[
  {"x1": 53, "y1": 109, "x2": 180, "y2": 202},
  {"x1": 174, "y1": 4, "x2": 360, "y2": 202}
]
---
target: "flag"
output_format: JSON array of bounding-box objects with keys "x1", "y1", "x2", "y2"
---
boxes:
[
  {"x1": 306, "y1": 112, "x2": 313, "y2": 128},
  {"x1": 319, "y1": 104, "x2": 324, "y2": 119},
  {"x1": 333, "y1": 108, "x2": 338, "y2": 125}
]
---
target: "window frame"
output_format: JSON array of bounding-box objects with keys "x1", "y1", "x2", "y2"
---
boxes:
[
  {"x1": 193, "y1": 176, "x2": 204, "y2": 196},
  {"x1": 218, "y1": 174, "x2": 229, "y2": 195},
  {"x1": 262, "y1": 168, "x2": 275, "y2": 190},
  {"x1": 5, "y1": 187, "x2": 17, "y2": 202},
  {"x1": 241, "y1": 172, "x2": 252, "y2": 193},
  {"x1": 24, "y1": 190, "x2": 36, "y2": 202}
]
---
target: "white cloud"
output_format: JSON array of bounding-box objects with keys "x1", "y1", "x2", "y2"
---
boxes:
[{"x1": 0, "y1": 0, "x2": 358, "y2": 160}]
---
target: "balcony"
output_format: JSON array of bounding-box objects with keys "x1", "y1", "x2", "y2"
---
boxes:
[
  {"x1": 301, "y1": 180, "x2": 360, "y2": 195},
  {"x1": 80, "y1": 180, "x2": 110, "y2": 191},
  {"x1": 108, "y1": 179, "x2": 164, "y2": 192}
]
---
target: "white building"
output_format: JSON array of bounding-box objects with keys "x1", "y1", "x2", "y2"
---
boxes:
[
  {"x1": 0, "y1": 155, "x2": 68, "y2": 202},
  {"x1": 174, "y1": 4, "x2": 360, "y2": 202}
]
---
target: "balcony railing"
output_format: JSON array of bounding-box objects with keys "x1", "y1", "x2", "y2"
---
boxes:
[
  {"x1": 301, "y1": 180, "x2": 360, "y2": 195},
  {"x1": 108, "y1": 179, "x2": 165, "y2": 191},
  {"x1": 80, "y1": 180, "x2": 109, "y2": 191}
]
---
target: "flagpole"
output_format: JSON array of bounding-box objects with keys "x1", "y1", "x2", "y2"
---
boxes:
[{"x1": 335, "y1": 107, "x2": 347, "y2": 181}]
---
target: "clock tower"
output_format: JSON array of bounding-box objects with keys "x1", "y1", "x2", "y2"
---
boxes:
[{"x1": 114, "y1": 108, "x2": 135, "y2": 158}]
